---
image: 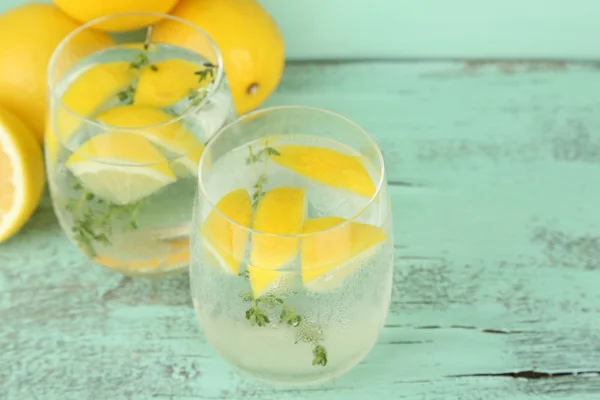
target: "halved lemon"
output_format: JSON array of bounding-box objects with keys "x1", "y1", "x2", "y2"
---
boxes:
[
  {"x1": 65, "y1": 132, "x2": 177, "y2": 205},
  {"x1": 270, "y1": 145, "x2": 376, "y2": 197},
  {"x1": 46, "y1": 61, "x2": 137, "y2": 166},
  {"x1": 95, "y1": 104, "x2": 204, "y2": 176},
  {"x1": 200, "y1": 188, "x2": 253, "y2": 276},
  {"x1": 301, "y1": 217, "x2": 387, "y2": 292},
  {"x1": 248, "y1": 187, "x2": 306, "y2": 297},
  {"x1": 134, "y1": 59, "x2": 211, "y2": 108},
  {"x1": 0, "y1": 107, "x2": 45, "y2": 243}
]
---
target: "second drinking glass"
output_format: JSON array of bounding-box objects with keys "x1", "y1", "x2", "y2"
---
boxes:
[
  {"x1": 190, "y1": 106, "x2": 394, "y2": 385},
  {"x1": 46, "y1": 13, "x2": 236, "y2": 275}
]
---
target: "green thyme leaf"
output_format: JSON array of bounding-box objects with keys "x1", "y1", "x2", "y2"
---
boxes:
[
  {"x1": 239, "y1": 140, "x2": 327, "y2": 366},
  {"x1": 259, "y1": 294, "x2": 284, "y2": 308},
  {"x1": 130, "y1": 50, "x2": 157, "y2": 71},
  {"x1": 239, "y1": 270, "x2": 250, "y2": 280},
  {"x1": 117, "y1": 84, "x2": 135, "y2": 105},
  {"x1": 280, "y1": 306, "x2": 302, "y2": 327},
  {"x1": 194, "y1": 62, "x2": 216, "y2": 83},
  {"x1": 312, "y1": 345, "x2": 327, "y2": 366},
  {"x1": 68, "y1": 176, "x2": 144, "y2": 258},
  {"x1": 239, "y1": 291, "x2": 253, "y2": 302}
]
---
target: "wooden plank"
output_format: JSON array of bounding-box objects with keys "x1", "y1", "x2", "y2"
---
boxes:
[
  {"x1": 2, "y1": 61, "x2": 600, "y2": 399},
  {"x1": 6, "y1": 373, "x2": 600, "y2": 400}
]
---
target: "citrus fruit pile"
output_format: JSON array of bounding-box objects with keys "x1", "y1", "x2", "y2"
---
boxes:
[{"x1": 0, "y1": 0, "x2": 284, "y2": 244}]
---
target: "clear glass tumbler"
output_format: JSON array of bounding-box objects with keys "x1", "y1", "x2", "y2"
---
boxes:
[
  {"x1": 190, "y1": 106, "x2": 394, "y2": 385},
  {"x1": 46, "y1": 13, "x2": 236, "y2": 276}
]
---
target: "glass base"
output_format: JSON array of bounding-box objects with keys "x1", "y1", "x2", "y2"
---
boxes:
[
  {"x1": 96, "y1": 261, "x2": 189, "y2": 277},
  {"x1": 225, "y1": 341, "x2": 376, "y2": 387}
]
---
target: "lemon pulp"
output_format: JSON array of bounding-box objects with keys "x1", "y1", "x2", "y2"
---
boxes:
[
  {"x1": 47, "y1": 61, "x2": 137, "y2": 165},
  {"x1": 65, "y1": 132, "x2": 177, "y2": 205},
  {"x1": 0, "y1": 107, "x2": 45, "y2": 242},
  {"x1": 301, "y1": 217, "x2": 387, "y2": 292},
  {"x1": 95, "y1": 104, "x2": 204, "y2": 176},
  {"x1": 200, "y1": 188, "x2": 253, "y2": 276},
  {"x1": 134, "y1": 59, "x2": 212, "y2": 108},
  {"x1": 271, "y1": 145, "x2": 376, "y2": 198},
  {"x1": 248, "y1": 187, "x2": 306, "y2": 297}
]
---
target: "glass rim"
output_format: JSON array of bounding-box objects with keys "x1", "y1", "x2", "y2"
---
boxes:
[
  {"x1": 198, "y1": 105, "x2": 386, "y2": 238},
  {"x1": 46, "y1": 11, "x2": 225, "y2": 147}
]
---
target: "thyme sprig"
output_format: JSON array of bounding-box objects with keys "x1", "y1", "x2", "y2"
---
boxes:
[
  {"x1": 116, "y1": 47, "x2": 158, "y2": 105},
  {"x1": 184, "y1": 62, "x2": 218, "y2": 112},
  {"x1": 238, "y1": 290, "x2": 328, "y2": 366},
  {"x1": 67, "y1": 177, "x2": 144, "y2": 258},
  {"x1": 245, "y1": 141, "x2": 280, "y2": 208},
  {"x1": 236, "y1": 163, "x2": 328, "y2": 369}
]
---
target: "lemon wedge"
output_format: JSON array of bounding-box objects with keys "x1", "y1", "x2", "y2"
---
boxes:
[
  {"x1": 248, "y1": 187, "x2": 306, "y2": 297},
  {"x1": 270, "y1": 145, "x2": 376, "y2": 198},
  {"x1": 65, "y1": 132, "x2": 177, "y2": 205},
  {"x1": 46, "y1": 61, "x2": 137, "y2": 166},
  {"x1": 95, "y1": 104, "x2": 204, "y2": 176},
  {"x1": 0, "y1": 107, "x2": 45, "y2": 243},
  {"x1": 200, "y1": 188, "x2": 253, "y2": 276},
  {"x1": 134, "y1": 59, "x2": 210, "y2": 108},
  {"x1": 301, "y1": 217, "x2": 387, "y2": 292}
]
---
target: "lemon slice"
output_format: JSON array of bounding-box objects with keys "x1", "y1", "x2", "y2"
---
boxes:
[
  {"x1": 66, "y1": 132, "x2": 177, "y2": 205},
  {"x1": 270, "y1": 145, "x2": 376, "y2": 197},
  {"x1": 46, "y1": 61, "x2": 137, "y2": 166},
  {"x1": 95, "y1": 238, "x2": 190, "y2": 273},
  {"x1": 301, "y1": 217, "x2": 387, "y2": 292},
  {"x1": 95, "y1": 104, "x2": 204, "y2": 176},
  {"x1": 248, "y1": 187, "x2": 306, "y2": 297},
  {"x1": 200, "y1": 188, "x2": 253, "y2": 276},
  {"x1": 0, "y1": 107, "x2": 45, "y2": 243},
  {"x1": 134, "y1": 59, "x2": 210, "y2": 108}
]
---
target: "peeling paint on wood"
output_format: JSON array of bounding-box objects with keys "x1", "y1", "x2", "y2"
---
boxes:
[
  {"x1": 462, "y1": 60, "x2": 570, "y2": 74},
  {"x1": 2, "y1": 61, "x2": 600, "y2": 399}
]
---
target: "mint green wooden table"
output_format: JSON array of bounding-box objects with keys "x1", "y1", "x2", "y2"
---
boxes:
[{"x1": 2, "y1": 2, "x2": 600, "y2": 399}]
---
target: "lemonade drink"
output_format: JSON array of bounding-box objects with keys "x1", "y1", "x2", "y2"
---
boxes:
[
  {"x1": 190, "y1": 108, "x2": 394, "y2": 385},
  {"x1": 47, "y1": 33, "x2": 234, "y2": 275}
]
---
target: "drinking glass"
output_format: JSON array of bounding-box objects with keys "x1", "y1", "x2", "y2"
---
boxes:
[
  {"x1": 190, "y1": 106, "x2": 394, "y2": 385},
  {"x1": 46, "y1": 13, "x2": 236, "y2": 276}
]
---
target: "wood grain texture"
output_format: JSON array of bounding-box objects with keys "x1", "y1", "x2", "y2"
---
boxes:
[{"x1": 2, "y1": 61, "x2": 600, "y2": 399}]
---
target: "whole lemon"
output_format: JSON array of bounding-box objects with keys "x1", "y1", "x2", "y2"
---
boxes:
[
  {"x1": 53, "y1": 0, "x2": 180, "y2": 32},
  {"x1": 152, "y1": 0, "x2": 285, "y2": 115},
  {"x1": 0, "y1": 4, "x2": 111, "y2": 145}
]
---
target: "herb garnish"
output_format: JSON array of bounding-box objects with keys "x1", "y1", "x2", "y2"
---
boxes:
[
  {"x1": 238, "y1": 142, "x2": 328, "y2": 366},
  {"x1": 130, "y1": 41, "x2": 158, "y2": 71},
  {"x1": 116, "y1": 46, "x2": 158, "y2": 104},
  {"x1": 194, "y1": 62, "x2": 216, "y2": 83},
  {"x1": 67, "y1": 177, "x2": 144, "y2": 258},
  {"x1": 238, "y1": 290, "x2": 328, "y2": 366},
  {"x1": 245, "y1": 141, "x2": 280, "y2": 208},
  {"x1": 129, "y1": 50, "x2": 151, "y2": 70},
  {"x1": 183, "y1": 62, "x2": 217, "y2": 112},
  {"x1": 117, "y1": 84, "x2": 135, "y2": 105}
]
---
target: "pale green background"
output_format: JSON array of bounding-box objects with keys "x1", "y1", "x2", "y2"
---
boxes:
[
  {"x1": 1, "y1": 0, "x2": 600, "y2": 60},
  {"x1": 1, "y1": 1, "x2": 600, "y2": 399}
]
